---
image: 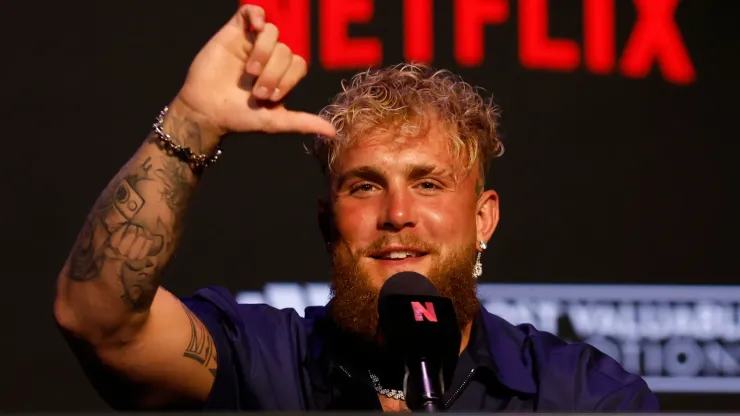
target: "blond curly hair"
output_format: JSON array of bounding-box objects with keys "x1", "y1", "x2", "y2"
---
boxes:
[{"x1": 310, "y1": 63, "x2": 504, "y2": 180}]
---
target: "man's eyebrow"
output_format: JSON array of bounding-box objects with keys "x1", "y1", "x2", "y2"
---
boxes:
[
  {"x1": 406, "y1": 164, "x2": 451, "y2": 179},
  {"x1": 335, "y1": 166, "x2": 386, "y2": 190}
]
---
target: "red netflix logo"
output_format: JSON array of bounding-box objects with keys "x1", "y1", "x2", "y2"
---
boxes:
[
  {"x1": 411, "y1": 301, "x2": 438, "y2": 322},
  {"x1": 241, "y1": 0, "x2": 695, "y2": 85}
]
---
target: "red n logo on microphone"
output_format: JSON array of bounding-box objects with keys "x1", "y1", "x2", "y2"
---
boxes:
[{"x1": 411, "y1": 301, "x2": 438, "y2": 322}]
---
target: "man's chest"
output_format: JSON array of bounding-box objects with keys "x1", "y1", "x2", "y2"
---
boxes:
[{"x1": 315, "y1": 372, "x2": 531, "y2": 412}]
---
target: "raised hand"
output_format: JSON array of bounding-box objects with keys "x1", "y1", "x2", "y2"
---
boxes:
[{"x1": 174, "y1": 4, "x2": 336, "y2": 147}]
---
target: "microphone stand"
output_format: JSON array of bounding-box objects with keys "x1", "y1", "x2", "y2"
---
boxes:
[{"x1": 408, "y1": 359, "x2": 443, "y2": 412}]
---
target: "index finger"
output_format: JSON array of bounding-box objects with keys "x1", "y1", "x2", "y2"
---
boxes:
[
  {"x1": 278, "y1": 111, "x2": 337, "y2": 138},
  {"x1": 237, "y1": 4, "x2": 266, "y2": 32}
]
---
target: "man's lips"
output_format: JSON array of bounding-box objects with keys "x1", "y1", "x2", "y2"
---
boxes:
[
  {"x1": 371, "y1": 256, "x2": 428, "y2": 267},
  {"x1": 368, "y1": 247, "x2": 429, "y2": 260}
]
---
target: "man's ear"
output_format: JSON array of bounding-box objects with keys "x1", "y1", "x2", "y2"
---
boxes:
[
  {"x1": 317, "y1": 197, "x2": 334, "y2": 251},
  {"x1": 476, "y1": 189, "x2": 499, "y2": 249}
]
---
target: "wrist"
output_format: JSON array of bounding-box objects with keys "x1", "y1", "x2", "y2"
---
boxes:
[{"x1": 165, "y1": 96, "x2": 225, "y2": 153}]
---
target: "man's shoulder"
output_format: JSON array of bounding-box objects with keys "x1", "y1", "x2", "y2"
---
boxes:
[
  {"x1": 179, "y1": 287, "x2": 332, "y2": 410},
  {"x1": 479, "y1": 308, "x2": 657, "y2": 411},
  {"x1": 181, "y1": 286, "x2": 327, "y2": 334}
]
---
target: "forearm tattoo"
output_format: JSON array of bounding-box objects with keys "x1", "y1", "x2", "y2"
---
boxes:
[{"x1": 68, "y1": 110, "x2": 203, "y2": 312}]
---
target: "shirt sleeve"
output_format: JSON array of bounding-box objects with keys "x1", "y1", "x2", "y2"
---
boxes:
[
  {"x1": 181, "y1": 287, "x2": 242, "y2": 410},
  {"x1": 525, "y1": 328, "x2": 660, "y2": 412},
  {"x1": 593, "y1": 379, "x2": 660, "y2": 411},
  {"x1": 181, "y1": 286, "x2": 311, "y2": 411}
]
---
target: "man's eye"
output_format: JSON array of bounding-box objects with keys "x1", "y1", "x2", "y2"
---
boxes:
[
  {"x1": 350, "y1": 183, "x2": 376, "y2": 194},
  {"x1": 419, "y1": 181, "x2": 439, "y2": 190}
]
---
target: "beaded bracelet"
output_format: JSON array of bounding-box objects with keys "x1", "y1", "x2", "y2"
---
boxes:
[{"x1": 152, "y1": 106, "x2": 222, "y2": 170}]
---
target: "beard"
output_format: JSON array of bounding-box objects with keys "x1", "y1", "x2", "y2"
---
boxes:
[{"x1": 328, "y1": 234, "x2": 480, "y2": 341}]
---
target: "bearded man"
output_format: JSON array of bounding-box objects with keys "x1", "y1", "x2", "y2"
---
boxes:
[{"x1": 54, "y1": 4, "x2": 657, "y2": 412}]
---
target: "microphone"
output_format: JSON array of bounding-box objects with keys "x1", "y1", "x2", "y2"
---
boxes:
[{"x1": 377, "y1": 272, "x2": 461, "y2": 412}]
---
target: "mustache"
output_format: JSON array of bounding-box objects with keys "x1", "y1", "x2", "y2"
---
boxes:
[{"x1": 357, "y1": 233, "x2": 440, "y2": 257}]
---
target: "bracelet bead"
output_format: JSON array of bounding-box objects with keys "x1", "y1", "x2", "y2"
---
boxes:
[{"x1": 152, "y1": 106, "x2": 222, "y2": 171}]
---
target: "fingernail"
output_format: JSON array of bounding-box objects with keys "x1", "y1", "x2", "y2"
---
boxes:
[
  {"x1": 248, "y1": 61, "x2": 261, "y2": 75},
  {"x1": 255, "y1": 86, "x2": 269, "y2": 98},
  {"x1": 270, "y1": 88, "x2": 281, "y2": 101}
]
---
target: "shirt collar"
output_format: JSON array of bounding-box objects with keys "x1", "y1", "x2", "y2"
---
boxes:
[
  {"x1": 471, "y1": 305, "x2": 538, "y2": 395},
  {"x1": 305, "y1": 304, "x2": 538, "y2": 395}
]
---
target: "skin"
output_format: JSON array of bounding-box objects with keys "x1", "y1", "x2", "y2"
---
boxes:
[
  {"x1": 53, "y1": 3, "x2": 497, "y2": 411},
  {"x1": 325, "y1": 129, "x2": 500, "y2": 411},
  {"x1": 329, "y1": 131, "x2": 499, "y2": 290},
  {"x1": 54, "y1": 4, "x2": 333, "y2": 408}
]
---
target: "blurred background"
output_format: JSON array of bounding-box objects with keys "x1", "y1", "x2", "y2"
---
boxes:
[{"x1": 2, "y1": 0, "x2": 738, "y2": 411}]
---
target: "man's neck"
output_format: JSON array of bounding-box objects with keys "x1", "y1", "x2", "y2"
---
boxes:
[{"x1": 459, "y1": 320, "x2": 473, "y2": 354}]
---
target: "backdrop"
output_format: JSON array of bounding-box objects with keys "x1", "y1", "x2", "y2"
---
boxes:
[{"x1": 2, "y1": 0, "x2": 739, "y2": 411}]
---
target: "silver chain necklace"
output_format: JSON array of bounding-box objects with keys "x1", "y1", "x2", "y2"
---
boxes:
[{"x1": 369, "y1": 370, "x2": 405, "y2": 400}]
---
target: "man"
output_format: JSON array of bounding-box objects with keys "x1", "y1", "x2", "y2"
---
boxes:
[{"x1": 54, "y1": 4, "x2": 658, "y2": 412}]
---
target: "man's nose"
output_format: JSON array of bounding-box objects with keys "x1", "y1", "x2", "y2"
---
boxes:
[{"x1": 378, "y1": 186, "x2": 417, "y2": 231}]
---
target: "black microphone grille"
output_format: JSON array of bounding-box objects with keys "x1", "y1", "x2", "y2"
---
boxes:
[{"x1": 379, "y1": 272, "x2": 440, "y2": 300}]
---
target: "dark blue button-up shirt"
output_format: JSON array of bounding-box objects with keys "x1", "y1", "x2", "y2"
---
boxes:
[{"x1": 183, "y1": 286, "x2": 658, "y2": 412}]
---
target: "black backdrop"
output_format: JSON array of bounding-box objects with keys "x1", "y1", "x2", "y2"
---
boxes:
[{"x1": 2, "y1": 0, "x2": 739, "y2": 411}]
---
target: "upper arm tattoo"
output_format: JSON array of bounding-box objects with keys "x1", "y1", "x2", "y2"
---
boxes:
[{"x1": 182, "y1": 304, "x2": 217, "y2": 377}]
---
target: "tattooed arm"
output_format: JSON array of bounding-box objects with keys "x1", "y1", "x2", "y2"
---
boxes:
[
  {"x1": 54, "y1": 99, "x2": 220, "y2": 408},
  {"x1": 55, "y1": 3, "x2": 335, "y2": 408}
]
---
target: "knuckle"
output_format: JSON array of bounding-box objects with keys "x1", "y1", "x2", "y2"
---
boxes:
[
  {"x1": 250, "y1": 5, "x2": 265, "y2": 15},
  {"x1": 251, "y1": 45, "x2": 269, "y2": 61},
  {"x1": 293, "y1": 55, "x2": 308, "y2": 74},
  {"x1": 258, "y1": 74, "x2": 280, "y2": 88},
  {"x1": 264, "y1": 22, "x2": 279, "y2": 39},
  {"x1": 275, "y1": 42, "x2": 291, "y2": 56},
  {"x1": 292, "y1": 54, "x2": 306, "y2": 66}
]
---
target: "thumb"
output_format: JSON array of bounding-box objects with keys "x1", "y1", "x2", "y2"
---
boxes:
[{"x1": 272, "y1": 111, "x2": 337, "y2": 138}]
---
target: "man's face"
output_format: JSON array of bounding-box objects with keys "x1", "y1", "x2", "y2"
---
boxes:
[{"x1": 325, "y1": 123, "x2": 499, "y2": 339}]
